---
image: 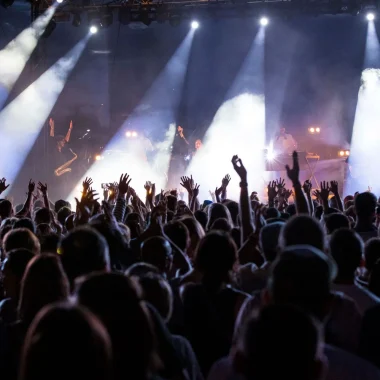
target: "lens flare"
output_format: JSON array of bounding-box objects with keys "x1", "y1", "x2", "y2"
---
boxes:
[
  {"x1": 191, "y1": 21, "x2": 199, "y2": 29},
  {"x1": 260, "y1": 17, "x2": 269, "y2": 26},
  {"x1": 90, "y1": 26, "x2": 98, "y2": 34}
]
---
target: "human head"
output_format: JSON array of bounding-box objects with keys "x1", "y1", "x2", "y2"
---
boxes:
[
  {"x1": 259, "y1": 222, "x2": 284, "y2": 262},
  {"x1": 0, "y1": 199, "x2": 13, "y2": 220},
  {"x1": 138, "y1": 273, "x2": 173, "y2": 322},
  {"x1": 65, "y1": 214, "x2": 75, "y2": 232},
  {"x1": 34, "y1": 208, "x2": 51, "y2": 226},
  {"x1": 125, "y1": 262, "x2": 160, "y2": 277},
  {"x1": 163, "y1": 221, "x2": 190, "y2": 253},
  {"x1": 18, "y1": 254, "x2": 69, "y2": 325},
  {"x1": 141, "y1": 237, "x2": 172, "y2": 275},
  {"x1": 194, "y1": 210, "x2": 207, "y2": 231},
  {"x1": 234, "y1": 304, "x2": 325, "y2": 380},
  {"x1": 267, "y1": 245, "x2": 337, "y2": 321},
  {"x1": 76, "y1": 272, "x2": 157, "y2": 380},
  {"x1": 280, "y1": 215, "x2": 325, "y2": 252},
  {"x1": 57, "y1": 207, "x2": 72, "y2": 229},
  {"x1": 19, "y1": 304, "x2": 112, "y2": 380},
  {"x1": 329, "y1": 229, "x2": 363, "y2": 281},
  {"x1": 55, "y1": 199, "x2": 70, "y2": 213},
  {"x1": 59, "y1": 227, "x2": 110, "y2": 289},
  {"x1": 2, "y1": 249, "x2": 35, "y2": 299},
  {"x1": 365, "y1": 238, "x2": 380, "y2": 272},
  {"x1": 207, "y1": 203, "x2": 233, "y2": 231},
  {"x1": 195, "y1": 139, "x2": 202, "y2": 150},
  {"x1": 39, "y1": 233, "x2": 60, "y2": 254},
  {"x1": 180, "y1": 217, "x2": 205, "y2": 260},
  {"x1": 266, "y1": 207, "x2": 281, "y2": 220},
  {"x1": 323, "y1": 213, "x2": 349, "y2": 235},
  {"x1": 166, "y1": 195, "x2": 177, "y2": 214},
  {"x1": 3, "y1": 228, "x2": 40, "y2": 256},
  {"x1": 355, "y1": 192, "x2": 377, "y2": 221},
  {"x1": 194, "y1": 231, "x2": 237, "y2": 288},
  {"x1": 13, "y1": 218, "x2": 35, "y2": 234},
  {"x1": 225, "y1": 201, "x2": 239, "y2": 226}
]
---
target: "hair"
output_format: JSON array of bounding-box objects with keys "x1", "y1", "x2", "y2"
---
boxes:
[
  {"x1": 57, "y1": 207, "x2": 72, "y2": 228},
  {"x1": 76, "y1": 273, "x2": 157, "y2": 380},
  {"x1": 355, "y1": 192, "x2": 377, "y2": 218},
  {"x1": 166, "y1": 195, "x2": 178, "y2": 213},
  {"x1": 118, "y1": 223, "x2": 131, "y2": 244},
  {"x1": 207, "y1": 203, "x2": 233, "y2": 231},
  {"x1": 259, "y1": 222, "x2": 284, "y2": 262},
  {"x1": 323, "y1": 213, "x2": 350, "y2": 235},
  {"x1": 55, "y1": 199, "x2": 70, "y2": 213},
  {"x1": 34, "y1": 208, "x2": 51, "y2": 226},
  {"x1": 125, "y1": 262, "x2": 161, "y2": 277},
  {"x1": 18, "y1": 254, "x2": 70, "y2": 325},
  {"x1": 138, "y1": 273, "x2": 173, "y2": 322},
  {"x1": 280, "y1": 215, "x2": 325, "y2": 252},
  {"x1": 0, "y1": 199, "x2": 13, "y2": 220},
  {"x1": 163, "y1": 221, "x2": 189, "y2": 253},
  {"x1": 39, "y1": 233, "x2": 60, "y2": 254},
  {"x1": 266, "y1": 207, "x2": 281, "y2": 220},
  {"x1": 36, "y1": 223, "x2": 53, "y2": 236},
  {"x1": 268, "y1": 245, "x2": 336, "y2": 321},
  {"x1": 237, "y1": 304, "x2": 323, "y2": 380},
  {"x1": 365, "y1": 238, "x2": 380, "y2": 272},
  {"x1": 3, "y1": 228, "x2": 40, "y2": 256},
  {"x1": 13, "y1": 218, "x2": 35, "y2": 234},
  {"x1": 65, "y1": 214, "x2": 75, "y2": 232},
  {"x1": 285, "y1": 203, "x2": 296, "y2": 217},
  {"x1": 141, "y1": 237, "x2": 172, "y2": 274},
  {"x1": 210, "y1": 218, "x2": 233, "y2": 233},
  {"x1": 194, "y1": 210, "x2": 207, "y2": 231},
  {"x1": 180, "y1": 217, "x2": 205, "y2": 260},
  {"x1": 194, "y1": 231, "x2": 237, "y2": 289},
  {"x1": 329, "y1": 229, "x2": 363, "y2": 280},
  {"x1": 19, "y1": 304, "x2": 112, "y2": 380},
  {"x1": 59, "y1": 227, "x2": 110, "y2": 288},
  {"x1": 225, "y1": 201, "x2": 239, "y2": 226}
]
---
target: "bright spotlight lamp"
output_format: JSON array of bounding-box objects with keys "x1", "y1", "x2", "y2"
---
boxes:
[
  {"x1": 338, "y1": 150, "x2": 350, "y2": 157},
  {"x1": 90, "y1": 25, "x2": 98, "y2": 34},
  {"x1": 131, "y1": 131, "x2": 138, "y2": 137},
  {"x1": 191, "y1": 20, "x2": 199, "y2": 29},
  {"x1": 260, "y1": 17, "x2": 269, "y2": 26},
  {"x1": 95, "y1": 154, "x2": 103, "y2": 161},
  {"x1": 126, "y1": 131, "x2": 132, "y2": 138},
  {"x1": 309, "y1": 127, "x2": 315, "y2": 134},
  {"x1": 367, "y1": 12, "x2": 375, "y2": 21},
  {"x1": 315, "y1": 127, "x2": 321, "y2": 133},
  {"x1": 57, "y1": 0, "x2": 64, "y2": 3}
]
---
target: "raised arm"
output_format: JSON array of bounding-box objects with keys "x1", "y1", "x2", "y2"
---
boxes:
[
  {"x1": 302, "y1": 180, "x2": 314, "y2": 216},
  {"x1": 38, "y1": 182, "x2": 49, "y2": 210},
  {"x1": 330, "y1": 181, "x2": 344, "y2": 212},
  {"x1": 64, "y1": 120, "x2": 73, "y2": 143},
  {"x1": 232, "y1": 155, "x2": 254, "y2": 244},
  {"x1": 16, "y1": 180, "x2": 35, "y2": 217},
  {"x1": 285, "y1": 151, "x2": 309, "y2": 214}
]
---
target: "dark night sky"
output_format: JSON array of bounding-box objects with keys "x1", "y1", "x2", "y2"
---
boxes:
[{"x1": 0, "y1": 3, "x2": 375, "y2": 146}]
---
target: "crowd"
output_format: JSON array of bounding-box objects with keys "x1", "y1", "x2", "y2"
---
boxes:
[{"x1": 1, "y1": 151, "x2": 380, "y2": 380}]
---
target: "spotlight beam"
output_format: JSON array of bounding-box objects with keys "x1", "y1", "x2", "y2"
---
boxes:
[
  {"x1": 0, "y1": 35, "x2": 91, "y2": 187},
  {"x1": 0, "y1": 5, "x2": 58, "y2": 109}
]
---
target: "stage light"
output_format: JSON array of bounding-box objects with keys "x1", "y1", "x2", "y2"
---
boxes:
[
  {"x1": 309, "y1": 127, "x2": 315, "y2": 134},
  {"x1": 367, "y1": 12, "x2": 375, "y2": 21},
  {"x1": 316, "y1": 127, "x2": 321, "y2": 133},
  {"x1": 131, "y1": 131, "x2": 138, "y2": 137},
  {"x1": 95, "y1": 154, "x2": 103, "y2": 161},
  {"x1": 125, "y1": 131, "x2": 132, "y2": 138},
  {"x1": 260, "y1": 17, "x2": 269, "y2": 26},
  {"x1": 72, "y1": 13, "x2": 81, "y2": 27},
  {"x1": 191, "y1": 21, "x2": 199, "y2": 29},
  {"x1": 56, "y1": 0, "x2": 63, "y2": 3},
  {"x1": 345, "y1": 150, "x2": 350, "y2": 156},
  {"x1": 90, "y1": 26, "x2": 98, "y2": 34},
  {"x1": 266, "y1": 150, "x2": 276, "y2": 161}
]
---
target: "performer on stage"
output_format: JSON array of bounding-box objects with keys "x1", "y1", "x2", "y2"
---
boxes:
[
  {"x1": 273, "y1": 127, "x2": 297, "y2": 155},
  {"x1": 49, "y1": 118, "x2": 77, "y2": 177}
]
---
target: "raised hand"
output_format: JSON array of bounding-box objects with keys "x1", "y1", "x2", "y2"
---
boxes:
[
  {"x1": 283, "y1": 189, "x2": 293, "y2": 200},
  {"x1": 319, "y1": 181, "x2": 331, "y2": 202},
  {"x1": 222, "y1": 174, "x2": 231, "y2": 188},
  {"x1": 312, "y1": 190, "x2": 321, "y2": 202},
  {"x1": 302, "y1": 180, "x2": 312, "y2": 194},
  {"x1": 118, "y1": 173, "x2": 131, "y2": 196},
  {"x1": 231, "y1": 155, "x2": 247, "y2": 182},
  {"x1": 37, "y1": 182, "x2": 48, "y2": 196},
  {"x1": 330, "y1": 180, "x2": 339, "y2": 195},
  {"x1": 0, "y1": 178, "x2": 10, "y2": 194},
  {"x1": 192, "y1": 183, "x2": 200, "y2": 198},
  {"x1": 250, "y1": 191, "x2": 259, "y2": 202},
  {"x1": 275, "y1": 177, "x2": 285, "y2": 190},
  {"x1": 82, "y1": 177, "x2": 93, "y2": 194},
  {"x1": 144, "y1": 181, "x2": 152, "y2": 194},
  {"x1": 267, "y1": 181, "x2": 278, "y2": 200},
  {"x1": 28, "y1": 179, "x2": 35, "y2": 194},
  {"x1": 180, "y1": 176, "x2": 193, "y2": 194},
  {"x1": 147, "y1": 183, "x2": 156, "y2": 206},
  {"x1": 285, "y1": 151, "x2": 300, "y2": 185}
]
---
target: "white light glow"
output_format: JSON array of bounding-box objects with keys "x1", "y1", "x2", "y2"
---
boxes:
[
  {"x1": 260, "y1": 17, "x2": 269, "y2": 26},
  {"x1": 57, "y1": 0, "x2": 64, "y2": 3},
  {"x1": 367, "y1": 13, "x2": 375, "y2": 21},
  {"x1": 90, "y1": 26, "x2": 98, "y2": 34},
  {"x1": 191, "y1": 21, "x2": 199, "y2": 29},
  {"x1": 126, "y1": 131, "x2": 132, "y2": 138},
  {"x1": 348, "y1": 68, "x2": 380, "y2": 194},
  {"x1": 0, "y1": 37, "x2": 90, "y2": 188},
  {"x1": 0, "y1": 5, "x2": 57, "y2": 108}
]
